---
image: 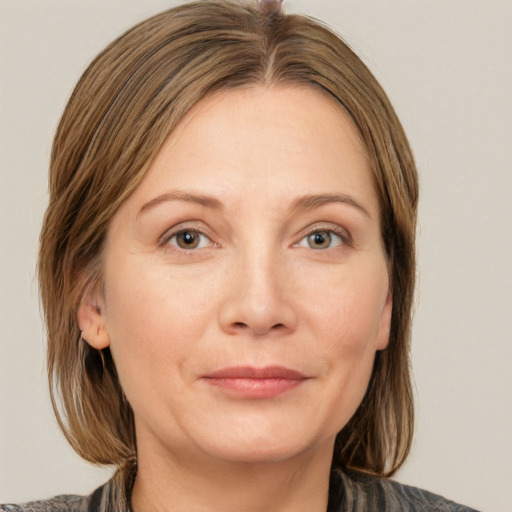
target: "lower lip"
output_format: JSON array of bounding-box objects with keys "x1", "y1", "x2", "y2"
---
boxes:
[{"x1": 203, "y1": 377, "x2": 306, "y2": 398}]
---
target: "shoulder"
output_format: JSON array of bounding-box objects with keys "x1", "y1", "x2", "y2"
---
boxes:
[
  {"x1": 0, "y1": 494, "x2": 89, "y2": 512},
  {"x1": 0, "y1": 477, "x2": 126, "y2": 512},
  {"x1": 333, "y1": 469, "x2": 481, "y2": 512},
  {"x1": 379, "y1": 478, "x2": 480, "y2": 512}
]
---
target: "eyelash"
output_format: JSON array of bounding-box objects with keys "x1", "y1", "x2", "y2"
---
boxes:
[
  {"x1": 160, "y1": 226, "x2": 215, "y2": 251},
  {"x1": 159, "y1": 224, "x2": 351, "y2": 253},
  {"x1": 295, "y1": 226, "x2": 351, "y2": 250}
]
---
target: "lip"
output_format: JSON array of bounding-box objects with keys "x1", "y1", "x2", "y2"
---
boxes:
[{"x1": 202, "y1": 366, "x2": 310, "y2": 398}]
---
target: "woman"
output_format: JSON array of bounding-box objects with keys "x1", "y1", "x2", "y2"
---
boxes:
[{"x1": 1, "y1": 1, "x2": 478, "y2": 511}]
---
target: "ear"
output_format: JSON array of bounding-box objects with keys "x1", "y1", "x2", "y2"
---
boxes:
[
  {"x1": 77, "y1": 286, "x2": 110, "y2": 350},
  {"x1": 375, "y1": 286, "x2": 393, "y2": 351}
]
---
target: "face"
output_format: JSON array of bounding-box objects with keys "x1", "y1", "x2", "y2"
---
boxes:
[{"x1": 79, "y1": 85, "x2": 391, "y2": 466}]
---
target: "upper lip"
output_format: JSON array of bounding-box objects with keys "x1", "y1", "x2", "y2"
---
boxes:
[{"x1": 203, "y1": 366, "x2": 309, "y2": 380}]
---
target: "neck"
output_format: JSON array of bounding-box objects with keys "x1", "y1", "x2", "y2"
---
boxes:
[{"x1": 131, "y1": 440, "x2": 334, "y2": 512}]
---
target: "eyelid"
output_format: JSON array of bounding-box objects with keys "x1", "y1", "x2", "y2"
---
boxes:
[
  {"x1": 170, "y1": 230, "x2": 211, "y2": 250},
  {"x1": 158, "y1": 221, "x2": 351, "y2": 251},
  {"x1": 294, "y1": 223, "x2": 352, "y2": 246},
  {"x1": 158, "y1": 222, "x2": 216, "y2": 249}
]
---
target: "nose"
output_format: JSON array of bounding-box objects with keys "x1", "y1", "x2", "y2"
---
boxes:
[{"x1": 218, "y1": 251, "x2": 298, "y2": 337}]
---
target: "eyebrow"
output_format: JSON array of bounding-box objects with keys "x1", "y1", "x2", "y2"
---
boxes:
[
  {"x1": 289, "y1": 193, "x2": 371, "y2": 217},
  {"x1": 138, "y1": 190, "x2": 370, "y2": 218},
  {"x1": 138, "y1": 191, "x2": 223, "y2": 216}
]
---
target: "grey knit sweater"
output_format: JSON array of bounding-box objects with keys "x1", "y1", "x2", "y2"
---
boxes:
[{"x1": 0, "y1": 469, "x2": 480, "y2": 512}]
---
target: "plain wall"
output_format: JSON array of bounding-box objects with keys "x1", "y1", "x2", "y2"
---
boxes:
[{"x1": 1, "y1": 1, "x2": 511, "y2": 510}]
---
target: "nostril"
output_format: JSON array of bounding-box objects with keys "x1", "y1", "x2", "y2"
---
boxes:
[
  {"x1": 219, "y1": 296, "x2": 298, "y2": 336},
  {"x1": 231, "y1": 321, "x2": 285, "y2": 333}
]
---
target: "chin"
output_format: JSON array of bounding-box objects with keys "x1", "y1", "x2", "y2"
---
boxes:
[{"x1": 193, "y1": 426, "x2": 334, "y2": 465}]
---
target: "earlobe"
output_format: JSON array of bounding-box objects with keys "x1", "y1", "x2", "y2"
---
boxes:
[{"x1": 77, "y1": 289, "x2": 110, "y2": 350}]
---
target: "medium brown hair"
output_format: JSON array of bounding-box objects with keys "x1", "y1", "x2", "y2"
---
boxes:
[{"x1": 39, "y1": 0, "x2": 418, "y2": 478}]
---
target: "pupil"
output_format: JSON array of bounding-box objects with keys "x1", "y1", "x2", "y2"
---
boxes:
[
  {"x1": 183, "y1": 232, "x2": 195, "y2": 244},
  {"x1": 315, "y1": 233, "x2": 326, "y2": 245}
]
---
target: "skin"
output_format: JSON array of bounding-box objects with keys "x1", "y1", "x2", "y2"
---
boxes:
[{"x1": 79, "y1": 85, "x2": 392, "y2": 512}]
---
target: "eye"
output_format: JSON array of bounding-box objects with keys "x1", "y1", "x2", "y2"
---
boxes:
[
  {"x1": 297, "y1": 229, "x2": 344, "y2": 250},
  {"x1": 167, "y1": 229, "x2": 211, "y2": 250}
]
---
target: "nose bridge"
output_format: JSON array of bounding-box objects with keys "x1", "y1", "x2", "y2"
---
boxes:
[
  {"x1": 218, "y1": 235, "x2": 297, "y2": 336},
  {"x1": 242, "y1": 242, "x2": 281, "y2": 305}
]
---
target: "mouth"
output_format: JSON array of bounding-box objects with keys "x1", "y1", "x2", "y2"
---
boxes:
[{"x1": 201, "y1": 366, "x2": 310, "y2": 398}]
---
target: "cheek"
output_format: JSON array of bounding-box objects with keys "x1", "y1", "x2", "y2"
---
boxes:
[
  {"x1": 316, "y1": 295, "x2": 380, "y2": 392},
  {"x1": 102, "y1": 257, "x2": 217, "y2": 393},
  {"x1": 304, "y1": 291, "x2": 381, "y2": 436},
  {"x1": 304, "y1": 266, "x2": 387, "y2": 354},
  {"x1": 298, "y1": 261, "x2": 388, "y2": 423}
]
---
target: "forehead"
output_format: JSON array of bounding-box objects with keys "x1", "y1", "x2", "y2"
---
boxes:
[{"x1": 121, "y1": 84, "x2": 378, "y2": 218}]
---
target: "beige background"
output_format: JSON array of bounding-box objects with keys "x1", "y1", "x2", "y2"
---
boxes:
[{"x1": 1, "y1": 1, "x2": 511, "y2": 510}]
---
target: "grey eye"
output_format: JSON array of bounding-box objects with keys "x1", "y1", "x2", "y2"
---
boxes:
[
  {"x1": 308, "y1": 231, "x2": 331, "y2": 249},
  {"x1": 297, "y1": 230, "x2": 343, "y2": 250}
]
